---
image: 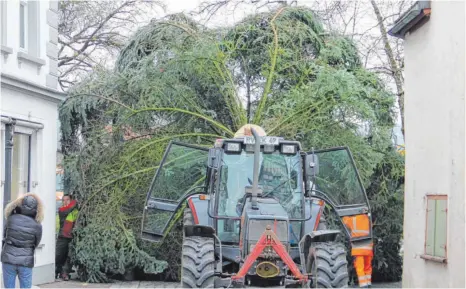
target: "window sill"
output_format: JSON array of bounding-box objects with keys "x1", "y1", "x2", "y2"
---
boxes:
[
  {"x1": 420, "y1": 254, "x2": 447, "y2": 263},
  {"x1": 1, "y1": 45, "x2": 13, "y2": 55},
  {"x1": 17, "y1": 51, "x2": 46, "y2": 66}
]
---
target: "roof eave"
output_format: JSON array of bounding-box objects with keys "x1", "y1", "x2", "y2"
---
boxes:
[{"x1": 388, "y1": 1, "x2": 431, "y2": 39}]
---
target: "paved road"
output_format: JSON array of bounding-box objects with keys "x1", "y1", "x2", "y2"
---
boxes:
[{"x1": 40, "y1": 280, "x2": 402, "y2": 288}]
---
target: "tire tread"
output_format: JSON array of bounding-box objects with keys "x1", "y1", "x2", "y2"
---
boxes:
[
  {"x1": 309, "y1": 242, "x2": 349, "y2": 288},
  {"x1": 181, "y1": 209, "x2": 216, "y2": 288}
]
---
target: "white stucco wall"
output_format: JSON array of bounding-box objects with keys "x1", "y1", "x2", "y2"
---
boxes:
[
  {"x1": 403, "y1": 1, "x2": 465, "y2": 288},
  {"x1": 1, "y1": 0, "x2": 62, "y2": 285},
  {"x1": 0, "y1": 85, "x2": 59, "y2": 267},
  {"x1": 1, "y1": 0, "x2": 59, "y2": 90}
]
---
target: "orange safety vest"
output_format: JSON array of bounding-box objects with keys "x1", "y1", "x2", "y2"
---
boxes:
[
  {"x1": 342, "y1": 214, "x2": 371, "y2": 238},
  {"x1": 342, "y1": 215, "x2": 373, "y2": 256}
]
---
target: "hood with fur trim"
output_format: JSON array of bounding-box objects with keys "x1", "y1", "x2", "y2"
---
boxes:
[{"x1": 4, "y1": 193, "x2": 44, "y2": 223}]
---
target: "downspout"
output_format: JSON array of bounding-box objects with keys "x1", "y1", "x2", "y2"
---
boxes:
[{"x1": 3, "y1": 119, "x2": 15, "y2": 223}]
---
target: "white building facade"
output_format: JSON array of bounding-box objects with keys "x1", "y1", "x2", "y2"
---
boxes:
[
  {"x1": 389, "y1": 1, "x2": 465, "y2": 288},
  {"x1": 1, "y1": 0, "x2": 64, "y2": 285}
]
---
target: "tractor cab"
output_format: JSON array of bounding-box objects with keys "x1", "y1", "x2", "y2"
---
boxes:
[{"x1": 141, "y1": 125, "x2": 372, "y2": 288}]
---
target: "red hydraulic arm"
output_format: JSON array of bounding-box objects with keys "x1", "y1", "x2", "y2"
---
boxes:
[{"x1": 231, "y1": 225, "x2": 308, "y2": 282}]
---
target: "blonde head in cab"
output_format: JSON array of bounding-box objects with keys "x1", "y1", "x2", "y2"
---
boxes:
[{"x1": 234, "y1": 124, "x2": 267, "y2": 138}]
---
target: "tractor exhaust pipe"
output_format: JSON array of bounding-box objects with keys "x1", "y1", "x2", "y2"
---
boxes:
[{"x1": 251, "y1": 128, "x2": 260, "y2": 210}]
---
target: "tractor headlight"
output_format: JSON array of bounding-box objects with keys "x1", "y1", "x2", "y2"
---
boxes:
[
  {"x1": 249, "y1": 243, "x2": 255, "y2": 253},
  {"x1": 281, "y1": 144, "x2": 297, "y2": 154},
  {"x1": 224, "y1": 142, "x2": 242, "y2": 153}
]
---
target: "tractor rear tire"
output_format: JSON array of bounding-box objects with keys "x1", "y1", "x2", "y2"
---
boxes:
[
  {"x1": 181, "y1": 236, "x2": 216, "y2": 288},
  {"x1": 307, "y1": 242, "x2": 349, "y2": 288}
]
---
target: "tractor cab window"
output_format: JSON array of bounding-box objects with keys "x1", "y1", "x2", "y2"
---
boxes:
[
  {"x1": 312, "y1": 148, "x2": 367, "y2": 206},
  {"x1": 218, "y1": 150, "x2": 304, "y2": 219}
]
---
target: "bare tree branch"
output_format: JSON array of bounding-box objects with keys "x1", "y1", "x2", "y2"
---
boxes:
[
  {"x1": 58, "y1": 0, "x2": 165, "y2": 90},
  {"x1": 370, "y1": 0, "x2": 405, "y2": 138}
]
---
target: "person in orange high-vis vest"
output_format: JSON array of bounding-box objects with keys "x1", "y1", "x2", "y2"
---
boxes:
[{"x1": 343, "y1": 214, "x2": 373, "y2": 288}]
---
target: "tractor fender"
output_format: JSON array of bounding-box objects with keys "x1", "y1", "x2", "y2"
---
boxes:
[
  {"x1": 186, "y1": 195, "x2": 212, "y2": 227},
  {"x1": 305, "y1": 229, "x2": 341, "y2": 243},
  {"x1": 184, "y1": 196, "x2": 215, "y2": 239},
  {"x1": 184, "y1": 224, "x2": 216, "y2": 239},
  {"x1": 304, "y1": 198, "x2": 325, "y2": 234},
  {"x1": 298, "y1": 230, "x2": 341, "y2": 268}
]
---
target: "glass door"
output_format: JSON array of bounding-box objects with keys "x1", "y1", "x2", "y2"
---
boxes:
[{"x1": 11, "y1": 133, "x2": 31, "y2": 201}]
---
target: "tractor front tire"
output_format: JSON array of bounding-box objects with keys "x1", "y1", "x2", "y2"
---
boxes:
[
  {"x1": 181, "y1": 236, "x2": 216, "y2": 288},
  {"x1": 307, "y1": 242, "x2": 349, "y2": 288}
]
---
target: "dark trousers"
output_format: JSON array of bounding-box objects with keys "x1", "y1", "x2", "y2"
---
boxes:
[{"x1": 55, "y1": 237, "x2": 72, "y2": 276}]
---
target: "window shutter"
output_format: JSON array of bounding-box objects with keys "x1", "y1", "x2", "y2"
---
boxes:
[
  {"x1": 425, "y1": 198, "x2": 435, "y2": 256},
  {"x1": 434, "y1": 199, "x2": 447, "y2": 258}
]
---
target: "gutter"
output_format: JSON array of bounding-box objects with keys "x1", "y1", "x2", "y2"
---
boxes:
[
  {"x1": 388, "y1": 1, "x2": 431, "y2": 39},
  {"x1": 1, "y1": 115, "x2": 44, "y2": 130}
]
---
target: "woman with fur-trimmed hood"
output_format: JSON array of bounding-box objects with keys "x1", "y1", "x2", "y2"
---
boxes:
[{"x1": 1, "y1": 193, "x2": 43, "y2": 289}]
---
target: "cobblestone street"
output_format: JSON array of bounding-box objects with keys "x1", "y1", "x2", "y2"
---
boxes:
[{"x1": 39, "y1": 280, "x2": 402, "y2": 288}]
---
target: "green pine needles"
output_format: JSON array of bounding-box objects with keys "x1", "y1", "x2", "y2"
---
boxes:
[{"x1": 60, "y1": 6, "x2": 404, "y2": 283}]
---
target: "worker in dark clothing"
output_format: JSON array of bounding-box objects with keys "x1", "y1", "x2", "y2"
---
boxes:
[
  {"x1": 55, "y1": 194, "x2": 78, "y2": 281},
  {"x1": 1, "y1": 193, "x2": 43, "y2": 288}
]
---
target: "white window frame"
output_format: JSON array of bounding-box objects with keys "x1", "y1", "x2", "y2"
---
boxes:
[
  {"x1": 14, "y1": 126, "x2": 39, "y2": 196},
  {"x1": 19, "y1": 1, "x2": 28, "y2": 51}
]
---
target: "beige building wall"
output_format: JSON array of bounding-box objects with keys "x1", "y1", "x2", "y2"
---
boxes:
[{"x1": 403, "y1": 1, "x2": 465, "y2": 288}]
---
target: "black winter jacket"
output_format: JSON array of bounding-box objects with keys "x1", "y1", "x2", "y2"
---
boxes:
[{"x1": 1, "y1": 193, "x2": 43, "y2": 268}]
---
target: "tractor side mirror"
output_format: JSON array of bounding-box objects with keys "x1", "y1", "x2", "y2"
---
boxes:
[
  {"x1": 305, "y1": 153, "x2": 319, "y2": 178},
  {"x1": 208, "y1": 148, "x2": 222, "y2": 169}
]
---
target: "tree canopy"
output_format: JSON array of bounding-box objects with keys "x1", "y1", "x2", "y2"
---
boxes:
[{"x1": 60, "y1": 6, "x2": 404, "y2": 283}]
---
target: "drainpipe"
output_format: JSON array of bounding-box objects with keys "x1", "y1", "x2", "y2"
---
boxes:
[{"x1": 3, "y1": 119, "x2": 15, "y2": 222}]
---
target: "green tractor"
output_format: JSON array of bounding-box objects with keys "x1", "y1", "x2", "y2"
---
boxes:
[{"x1": 141, "y1": 126, "x2": 372, "y2": 288}]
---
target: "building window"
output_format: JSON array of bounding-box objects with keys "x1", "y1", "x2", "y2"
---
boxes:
[
  {"x1": 19, "y1": 1, "x2": 39, "y2": 56},
  {"x1": 27, "y1": 1, "x2": 39, "y2": 56},
  {"x1": 1, "y1": 1, "x2": 6, "y2": 46},
  {"x1": 422, "y1": 195, "x2": 448, "y2": 263},
  {"x1": 19, "y1": 2, "x2": 27, "y2": 49}
]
